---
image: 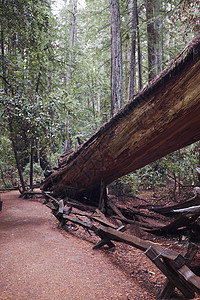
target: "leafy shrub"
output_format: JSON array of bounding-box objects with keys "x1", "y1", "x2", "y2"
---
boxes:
[{"x1": 114, "y1": 142, "x2": 200, "y2": 199}]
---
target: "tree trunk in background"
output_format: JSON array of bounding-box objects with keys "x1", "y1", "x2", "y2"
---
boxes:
[
  {"x1": 155, "y1": 0, "x2": 162, "y2": 73},
  {"x1": 67, "y1": 0, "x2": 77, "y2": 82},
  {"x1": 146, "y1": 0, "x2": 163, "y2": 81},
  {"x1": 129, "y1": 0, "x2": 137, "y2": 100},
  {"x1": 64, "y1": 127, "x2": 72, "y2": 154},
  {"x1": 0, "y1": 0, "x2": 7, "y2": 93},
  {"x1": 146, "y1": 0, "x2": 157, "y2": 81},
  {"x1": 124, "y1": 1, "x2": 131, "y2": 101},
  {"x1": 109, "y1": 0, "x2": 123, "y2": 117},
  {"x1": 8, "y1": 121, "x2": 26, "y2": 192},
  {"x1": 30, "y1": 139, "x2": 34, "y2": 190},
  {"x1": 0, "y1": 166, "x2": 7, "y2": 188},
  {"x1": 36, "y1": 65, "x2": 42, "y2": 94},
  {"x1": 136, "y1": 2, "x2": 142, "y2": 90},
  {"x1": 124, "y1": 35, "x2": 129, "y2": 101},
  {"x1": 70, "y1": 0, "x2": 77, "y2": 48},
  {"x1": 64, "y1": 0, "x2": 77, "y2": 152}
]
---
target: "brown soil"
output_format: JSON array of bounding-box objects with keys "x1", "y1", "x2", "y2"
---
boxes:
[{"x1": 0, "y1": 191, "x2": 199, "y2": 299}]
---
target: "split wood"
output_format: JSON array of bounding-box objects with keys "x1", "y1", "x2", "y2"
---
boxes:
[{"x1": 43, "y1": 192, "x2": 200, "y2": 298}]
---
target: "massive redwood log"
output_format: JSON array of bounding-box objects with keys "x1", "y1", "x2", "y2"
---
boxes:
[{"x1": 41, "y1": 34, "x2": 200, "y2": 199}]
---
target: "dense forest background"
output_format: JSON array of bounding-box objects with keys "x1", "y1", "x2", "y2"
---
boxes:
[{"x1": 0, "y1": 0, "x2": 200, "y2": 201}]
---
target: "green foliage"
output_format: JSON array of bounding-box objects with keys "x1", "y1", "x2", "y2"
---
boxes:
[
  {"x1": 0, "y1": 135, "x2": 15, "y2": 167},
  {"x1": 0, "y1": 135, "x2": 17, "y2": 188},
  {"x1": 0, "y1": 0, "x2": 54, "y2": 94},
  {"x1": 23, "y1": 163, "x2": 43, "y2": 184},
  {"x1": 118, "y1": 143, "x2": 200, "y2": 200},
  {"x1": 170, "y1": 0, "x2": 200, "y2": 38},
  {"x1": 119, "y1": 162, "x2": 167, "y2": 196}
]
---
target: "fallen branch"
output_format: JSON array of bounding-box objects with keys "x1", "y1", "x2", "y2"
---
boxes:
[
  {"x1": 149, "y1": 195, "x2": 200, "y2": 215},
  {"x1": 173, "y1": 204, "x2": 200, "y2": 217}
]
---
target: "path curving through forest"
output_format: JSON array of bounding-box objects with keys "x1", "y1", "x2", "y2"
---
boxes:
[{"x1": 0, "y1": 191, "x2": 150, "y2": 300}]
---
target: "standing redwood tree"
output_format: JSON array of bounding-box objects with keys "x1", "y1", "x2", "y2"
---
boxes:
[
  {"x1": 154, "y1": 0, "x2": 162, "y2": 73},
  {"x1": 146, "y1": 0, "x2": 157, "y2": 81},
  {"x1": 129, "y1": 0, "x2": 137, "y2": 100},
  {"x1": 68, "y1": 0, "x2": 77, "y2": 82},
  {"x1": 146, "y1": 0, "x2": 162, "y2": 81},
  {"x1": 109, "y1": 0, "x2": 123, "y2": 116},
  {"x1": 136, "y1": 0, "x2": 142, "y2": 90}
]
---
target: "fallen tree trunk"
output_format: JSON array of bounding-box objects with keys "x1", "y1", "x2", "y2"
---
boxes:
[{"x1": 41, "y1": 34, "x2": 200, "y2": 201}]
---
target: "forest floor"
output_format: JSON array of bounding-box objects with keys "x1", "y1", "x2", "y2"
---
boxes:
[{"x1": 0, "y1": 190, "x2": 200, "y2": 299}]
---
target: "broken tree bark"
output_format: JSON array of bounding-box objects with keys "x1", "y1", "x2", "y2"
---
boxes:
[{"x1": 41, "y1": 34, "x2": 200, "y2": 200}]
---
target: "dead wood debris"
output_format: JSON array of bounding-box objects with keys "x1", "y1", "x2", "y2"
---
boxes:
[{"x1": 21, "y1": 188, "x2": 200, "y2": 299}]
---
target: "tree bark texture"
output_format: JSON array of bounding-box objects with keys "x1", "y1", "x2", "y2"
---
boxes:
[
  {"x1": 146, "y1": 0, "x2": 157, "y2": 81},
  {"x1": 109, "y1": 0, "x2": 123, "y2": 116},
  {"x1": 30, "y1": 139, "x2": 34, "y2": 190},
  {"x1": 1, "y1": 0, "x2": 7, "y2": 93},
  {"x1": 136, "y1": 3, "x2": 142, "y2": 90},
  {"x1": 129, "y1": 0, "x2": 137, "y2": 100},
  {"x1": 41, "y1": 34, "x2": 200, "y2": 200},
  {"x1": 67, "y1": 0, "x2": 77, "y2": 82},
  {"x1": 154, "y1": 0, "x2": 162, "y2": 73}
]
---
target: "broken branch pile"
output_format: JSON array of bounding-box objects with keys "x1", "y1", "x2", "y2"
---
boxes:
[{"x1": 41, "y1": 190, "x2": 200, "y2": 298}]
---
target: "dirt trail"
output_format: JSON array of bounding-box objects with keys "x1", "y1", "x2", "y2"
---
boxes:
[{"x1": 0, "y1": 191, "x2": 148, "y2": 300}]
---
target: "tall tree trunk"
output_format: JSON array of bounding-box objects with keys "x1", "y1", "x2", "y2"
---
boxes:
[
  {"x1": 109, "y1": 0, "x2": 123, "y2": 117},
  {"x1": 70, "y1": 1, "x2": 77, "y2": 48},
  {"x1": 90, "y1": 77, "x2": 96, "y2": 118},
  {"x1": 67, "y1": 0, "x2": 77, "y2": 82},
  {"x1": 124, "y1": 35, "x2": 129, "y2": 101},
  {"x1": 129, "y1": 0, "x2": 137, "y2": 100},
  {"x1": 146, "y1": 0, "x2": 163, "y2": 81},
  {"x1": 8, "y1": 121, "x2": 26, "y2": 192},
  {"x1": 146, "y1": 0, "x2": 157, "y2": 81},
  {"x1": 136, "y1": 3, "x2": 142, "y2": 89},
  {"x1": 0, "y1": 166, "x2": 7, "y2": 188},
  {"x1": 155, "y1": 0, "x2": 162, "y2": 73},
  {"x1": 30, "y1": 139, "x2": 34, "y2": 190},
  {"x1": 124, "y1": 1, "x2": 131, "y2": 101},
  {"x1": 36, "y1": 65, "x2": 42, "y2": 93},
  {"x1": 0, "y1": 0, "x2": 7, "y2": 93},
  {"x1": 64, "y1": 123, "x2": 72, "y2": 154}
]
